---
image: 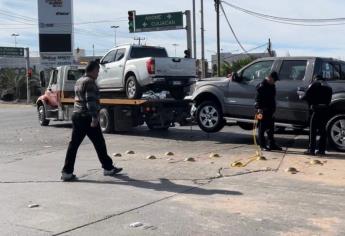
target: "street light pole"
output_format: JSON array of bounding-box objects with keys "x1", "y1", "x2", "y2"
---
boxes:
[
  {"x1": 215, "y1": 0, "x2": 221, "y2": 77},
  {"x1": 11, "y1": 33, "x2": 19, "y2": 47},
  {"x1": 110, "y1": 25, "x2": 119, "y2": 46},
  {"x1": 172, "y1": 43, "x2": 179, "y2": 57}
]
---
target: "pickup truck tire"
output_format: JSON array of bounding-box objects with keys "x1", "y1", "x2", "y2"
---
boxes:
[
  {"x1": 99, "y1": 108, "x2": 113, "y2": 133},
  {"x1": 196, "y1": 101, "x2": 225, "y2": 133},
  {"x1": 169, "y1": 89, "x2": 185, "y2": 100},
  {"x1": 327, "y1": 114, "x2": 345, "y2": 151},
  {"x1": 126, "y1": 76, "x2": 142, "y2": 99},
  {"x1": 38, "y1": 104, "x2": 50, "y2": 126}
]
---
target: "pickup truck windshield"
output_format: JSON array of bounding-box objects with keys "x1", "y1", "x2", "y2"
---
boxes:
[{"x1": 130, "y1": 47, "x2": 168, "y2": 59}]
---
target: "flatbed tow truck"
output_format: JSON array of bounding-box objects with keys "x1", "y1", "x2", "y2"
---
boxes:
[{"x1": 36, "y1": 66, "x2": 192, "y2": 133}]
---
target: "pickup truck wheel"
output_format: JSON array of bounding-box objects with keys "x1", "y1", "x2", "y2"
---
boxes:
[
  {"x1": 328, "y1": 115, "x2": 345, "y2": 151},
  {"x1": 38, "y1": 104, "x2": 50, "y2": 126},
  {"x1": 126, "y1": 76, "x2": 142, "y2": 99},
  {"x1": 196, "y1": 101, "x2": 225, "y2": 133},
  {"x1": 99, "y1": 108, "x2": 113, "y2": 133},
  {"x1": 169, "y1": 89, "x2": 185, "y2": 100}
]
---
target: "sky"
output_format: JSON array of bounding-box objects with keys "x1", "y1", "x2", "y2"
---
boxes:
[{"x1": 1, "y1": 0, "x2": 345, "y2": 62}]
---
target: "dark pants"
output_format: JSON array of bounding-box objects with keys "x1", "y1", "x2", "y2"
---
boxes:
[
  {"x1": 309, "y1": 111, "x2": 328, "y2": 152},
  {"x1": 62, "y1": 113, "x2": 114, "y2": 174},
  {"x1": 258, "y1": 112, "x2": 276, "y2": 148}
]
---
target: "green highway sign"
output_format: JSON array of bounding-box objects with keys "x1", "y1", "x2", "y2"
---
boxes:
[
  {"x1": 0, "y1": 47, "x2": 24, "y2": 57},
  {"x1": 134, "y1": 12, "x2": 184, "y2": 32}
]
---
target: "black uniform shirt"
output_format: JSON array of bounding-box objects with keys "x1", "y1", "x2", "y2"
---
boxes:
[
  {"x1": 303, "y1": 80, "x2": 332, "y2": 110},
  {"x1": 255, "y1": 79, "x2": 276, "y2": 112}
]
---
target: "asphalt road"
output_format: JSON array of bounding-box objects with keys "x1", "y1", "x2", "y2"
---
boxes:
[{"x1": 0, "y1": 104, "x2": 344, "y2": 236}]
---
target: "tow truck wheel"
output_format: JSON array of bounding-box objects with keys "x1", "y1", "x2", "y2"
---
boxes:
[
  {"x1": 38, "y1": 104, "x2": 50, "y2": 126},
  {"x1": 126, "y1": 76, "x2": 142, "y2": 99},
  {"x1": 99, "y1": 108, "x2": 113, "y2": 133},
  {"x1": 196, "y1": 100, "x2": 225, "y2": 133},
  {"x1": 327, "y1": 114, "x2": 345, "y2": 152}
]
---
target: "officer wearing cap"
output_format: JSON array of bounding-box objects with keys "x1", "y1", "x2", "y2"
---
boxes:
[
  {"x1": 301, "y1": 75, "x2": 333, "y2": 156},
  {"x1": 255, "y1": 71, "x2": 282, "y2": 151}
]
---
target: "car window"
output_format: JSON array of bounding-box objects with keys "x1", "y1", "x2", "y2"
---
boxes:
[
  {"x1": 321, "y1": 62, "x2": 341, "y2": 81},
  {"x1": 130, "y1": 47, "x2": 168, "y2": 59},
  {"x1": 241, "y1": 61, "x2": 273, "y2": 82},
  {"x1": 279, "y1": 60, "x2": 307, "y2": 81},
  {"x1": 67, "y1": 69, "x2": 85, "y2": 81},
  {"x1": 51, "y1": 70, "x2": 58, "y2": 85},
  {"x1": 102, "y1": 50, "x2": 117, "y2": 64},
  {"x1": 115, "y1": 48, "x2": 126, "y2": 61}
]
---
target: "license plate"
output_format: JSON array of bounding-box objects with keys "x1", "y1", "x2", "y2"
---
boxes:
[{"x1": 173, "y1": 81, "x2": 182, "y2": 85}]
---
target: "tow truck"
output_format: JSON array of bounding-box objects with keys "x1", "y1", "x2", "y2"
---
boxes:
[{"x1": 36, "y1": 65, "x2": 192, "y2": 133}]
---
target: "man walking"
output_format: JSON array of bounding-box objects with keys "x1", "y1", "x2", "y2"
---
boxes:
[
  {"x1": 255, "y1": 71, "x2": 282, "y2": 151},
  {"x1": 301, "y1": 75, "x2": 332, "y2": 156},
  {"x1": 61, "y1": 61, "x2": 122, "y2": 181}
]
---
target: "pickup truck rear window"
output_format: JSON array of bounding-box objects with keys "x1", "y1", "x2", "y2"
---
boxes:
[{"x1": 130, "y1": 47, "x2": 168, "y2": 59}]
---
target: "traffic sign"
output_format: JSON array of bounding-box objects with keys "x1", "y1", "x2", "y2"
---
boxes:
[
  {"x1": 0, "y1": 47, "x2": 24, "y2": 57},
  {"x1": 134, "y1": 12, "x2": 184, "y2": 32}
]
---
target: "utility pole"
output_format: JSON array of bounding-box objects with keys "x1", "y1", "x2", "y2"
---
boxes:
[
  {"x1": 192, "y1": 0, "x2": 197, "y2": 59},
  {"x1": 11, "y1": 33, "x2": 19, "y2": 47},
  {"x1": 267, "y1": 38, "x2": 273, "y2": 56},
  {"x1": 215, "y1": 0, "x2": 221, "y2": 77},
  {"x1": 200, "y1": 0, "x2": 205, "y2": 79},
  {"x1": 25, "y1": 48, "x2": 30, "y2": 104},
  {"x1": 134, "y1": 37, "x2": 145, "y2": 45},
  {"x1": 111, "y1": 25, "x2": 119, "y2": 46}
]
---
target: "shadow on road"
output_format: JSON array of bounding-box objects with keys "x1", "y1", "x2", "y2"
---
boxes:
[{"x1": 77, "y1": 175, "x2": 243, "y2": 196}]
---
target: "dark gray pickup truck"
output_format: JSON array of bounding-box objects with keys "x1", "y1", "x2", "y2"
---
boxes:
[{"x1": 191, "y1": 57, "x2": 345, "y2": 151}]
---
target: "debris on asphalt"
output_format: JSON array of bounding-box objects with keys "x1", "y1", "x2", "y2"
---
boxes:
[
  {"x1": 113, "y1": 153, "x2": 122, "y2": 157},
  {"x1": 318, "y1": 172, "x2": 324, "y2": 176},
  {"x1": 130, "y1": 222, "x2": 143, "y2": 228},
  {"x1": 257, "y1": 156, "x2": 267, "y2": 161},
  {"x1": 126, "y1": 150, "x2": 135, "y2": 155},
  {"x1": 310, "y1": 159, "x2": 323, "y2": 165},
  {"x1": 146, "y1": 155, "x2": 157, "y2": 160},
  {"x1": 184, "y1": 157, "x2": 195, "y2": 162},
  {"x1": 231, "y1": 161, "x2": 244, "y2": 167},
  {"x1": 28, "y1": 204, "x2": 39, "y2": 208},
  {"x1": 165, "y1": 152, "x2": 174, "y2": 156},
  {"x1": 209, "y1": 153, "x2": 220, "y2": 158},
  {"x1": 43, "y1": 145, "x2": 52, "y2": 148},
  {"x1": 285, "y1": 167, "x2": 298, "y2": 174}
]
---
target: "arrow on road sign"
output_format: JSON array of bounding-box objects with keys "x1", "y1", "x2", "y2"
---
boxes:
[{"x1": 143, "y1": 22, "x2": 148, "y2": 27}]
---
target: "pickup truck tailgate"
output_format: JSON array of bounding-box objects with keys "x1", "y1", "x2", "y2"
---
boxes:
[{"x1": 155, "y1": 58, "x2": 196, "y2": 77}]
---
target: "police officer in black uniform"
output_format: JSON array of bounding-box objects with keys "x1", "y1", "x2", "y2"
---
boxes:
[
  {"x1": 255, "y1": 71, "x2": 282, "y2": 151},
  {"x1": 301, "y1": 75, "x2": 333, "y2": 156}
]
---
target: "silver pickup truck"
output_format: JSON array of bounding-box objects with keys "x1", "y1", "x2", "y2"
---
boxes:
[{"x1": 97, "y1": 44, "x2": 196, "y2": 99}]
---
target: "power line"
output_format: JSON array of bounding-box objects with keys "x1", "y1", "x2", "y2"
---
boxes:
[
  {"x1": 221, "y1": 1, "x2": 345, "y2": 26},
  {"x1": 219, "y1": 2, "x2": 248, "y2": 54}
]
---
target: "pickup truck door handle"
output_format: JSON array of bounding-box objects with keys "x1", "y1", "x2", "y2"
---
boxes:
[{"x1": 172, "y1": 58, "x2": 181, "y2": 63}]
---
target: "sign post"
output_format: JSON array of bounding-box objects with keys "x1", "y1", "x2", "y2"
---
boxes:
[{"x1": 185, "y1": 10, "x2": 192, "y2": 58}]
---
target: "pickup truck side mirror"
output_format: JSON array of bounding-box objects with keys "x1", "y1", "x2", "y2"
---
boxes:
[{"x1": 232, "y1": 72, "x2": 242, "y2": 82}]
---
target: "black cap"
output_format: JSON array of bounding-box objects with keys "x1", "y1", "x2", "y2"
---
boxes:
[{"x1": 270, "y1": 71, "x2": 279, "y2": 81}]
